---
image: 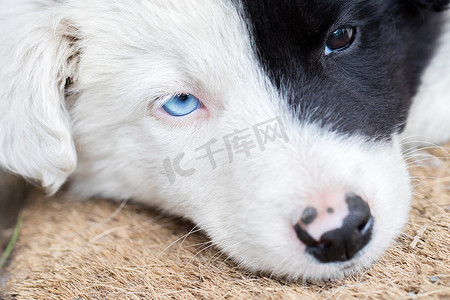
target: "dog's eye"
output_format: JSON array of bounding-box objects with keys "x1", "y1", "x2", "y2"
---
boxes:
[
  {"x1": 325, "y1": 26, "x2": 356, "y2": 55},
  {"x1": 162, "y1": 94, "x2": 202, "y2": 117}
]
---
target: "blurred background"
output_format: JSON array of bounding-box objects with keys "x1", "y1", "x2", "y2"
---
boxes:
[{"x1": 0, "y1": 171, "x2": 30, "y2": 260}]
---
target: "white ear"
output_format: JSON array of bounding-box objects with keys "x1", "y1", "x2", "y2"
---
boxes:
[{"x1": 0, "y1": 7, "x2": 78, "y2": 193}]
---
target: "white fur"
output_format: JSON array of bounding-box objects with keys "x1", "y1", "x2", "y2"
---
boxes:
[
  {"x1": 0, "y1": 1, "x2": 78, "y2": 192},
  {"x1": 0, "y1": 0, "x2": 448, "y2": 280}
]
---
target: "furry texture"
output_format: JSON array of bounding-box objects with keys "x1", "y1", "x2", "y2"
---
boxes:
[{"x1": 0, "y1": 0, "x2": 449, "y2": 280}]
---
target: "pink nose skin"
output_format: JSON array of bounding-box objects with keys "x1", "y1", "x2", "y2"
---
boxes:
[{"x1": 294, "y1": 192, "x2": 374, "y2": 263}]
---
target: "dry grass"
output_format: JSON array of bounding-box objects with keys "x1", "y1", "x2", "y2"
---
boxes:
[{"x1": 1, "y1": 145, "x2": 449, "y2": 299}]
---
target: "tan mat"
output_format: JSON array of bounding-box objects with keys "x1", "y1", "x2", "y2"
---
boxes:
[{"x1": 1, "y1": 146, "x2": 449, "y2": 299}]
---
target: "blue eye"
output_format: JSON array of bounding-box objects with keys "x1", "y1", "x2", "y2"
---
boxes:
[{"x1": 162, "y1": 94, "x2": 202, "y2": 117}]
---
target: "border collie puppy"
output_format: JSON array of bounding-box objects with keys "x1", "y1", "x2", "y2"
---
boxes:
[{"x1": 0, "y1": 0, "x2": 449, "y2": 280}]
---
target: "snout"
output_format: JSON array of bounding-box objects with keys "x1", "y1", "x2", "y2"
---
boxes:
[{"x1": 294, "y1": 192, "x2": 374, "y2": 263}]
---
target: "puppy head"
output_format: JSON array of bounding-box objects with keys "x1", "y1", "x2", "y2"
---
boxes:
[{"x1": 0, "y1": 0, "x2": 447, "y2": 280}]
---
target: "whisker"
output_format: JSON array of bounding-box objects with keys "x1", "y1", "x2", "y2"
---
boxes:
[
  {"x1": 185, "y1": 243, "x2": 216, "y2": 266},
  {"x1": 405, "y1": 156, "x2": 447, "y2": 168},
  {"x1": 83, "y1": 198, "x2": 129, "y2": 233},
  {"x1": 402, "y1": 140, "x2": 450, "y2": 157},
  {"x1": 159, "y1": 225, "x2": 201, "y2": 256}
]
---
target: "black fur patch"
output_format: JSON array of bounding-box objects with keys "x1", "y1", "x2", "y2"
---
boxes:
[
  {"x1": 412, "y1": 0, "x2": 450, "y2": 11},
  {"x1": 238, "y1": 0, "x2": 446, "y2": 139}
]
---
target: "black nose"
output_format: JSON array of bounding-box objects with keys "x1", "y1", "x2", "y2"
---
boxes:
[{"x1": 295, "y1": 193, "x2": 374, "y2": 263}]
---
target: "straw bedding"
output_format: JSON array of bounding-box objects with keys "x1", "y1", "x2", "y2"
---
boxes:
[{"x1": 1, "y1": 145, "x2": 449, "y2": 299}]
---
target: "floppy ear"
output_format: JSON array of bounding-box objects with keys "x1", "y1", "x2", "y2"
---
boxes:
[
  {"x1": 412, "y1": 0, "x2": 450, "y2": 11},
  {"x1": 0, "y1": 7, "x2": 79, "y2": 193}
]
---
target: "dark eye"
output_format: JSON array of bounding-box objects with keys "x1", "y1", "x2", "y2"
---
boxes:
[{"x1": 325, "y1": 26, "x2": 356, "y2": 55}]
